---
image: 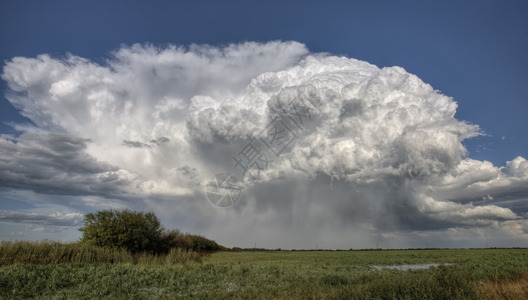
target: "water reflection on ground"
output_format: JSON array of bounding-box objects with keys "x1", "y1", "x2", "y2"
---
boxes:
[{"x1": 372, "y1": 263, "x2": 451, "y2": 271}]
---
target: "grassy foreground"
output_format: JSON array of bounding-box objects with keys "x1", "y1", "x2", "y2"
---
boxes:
[{"x1": 1, "y1": 246, "x2": 528, "y2": 299}]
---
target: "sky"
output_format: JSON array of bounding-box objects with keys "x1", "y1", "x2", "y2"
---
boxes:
[{"x1": 0, "y1": 0, "x2": 527, "y2": 249}]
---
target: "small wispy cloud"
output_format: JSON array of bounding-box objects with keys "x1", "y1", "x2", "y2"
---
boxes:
[{"x1": 0, "y1": 211, "x2": 84, "y2": 227}]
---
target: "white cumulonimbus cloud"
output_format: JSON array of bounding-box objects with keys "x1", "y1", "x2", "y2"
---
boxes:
[{"x1": 2, "y1": 41, "x2": 528, "y2": 248}]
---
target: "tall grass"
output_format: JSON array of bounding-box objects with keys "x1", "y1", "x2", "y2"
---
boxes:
[
  {"x1": 1, "y1": 248, "x2": 527, "y2": 299},
  {"x1": 0, "y1": 240, "x2": 201, "y2": 265}
]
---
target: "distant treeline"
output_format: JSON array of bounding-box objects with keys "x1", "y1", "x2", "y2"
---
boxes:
[{"x1": 230, "y1": 247, "x2": 528, "y2": 252}]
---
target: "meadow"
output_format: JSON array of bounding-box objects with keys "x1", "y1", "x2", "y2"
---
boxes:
[{"x1": 1, "y1": 242, "x2": 527, "y2": 299}]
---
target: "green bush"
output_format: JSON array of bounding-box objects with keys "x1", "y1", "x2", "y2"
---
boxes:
[
  {"x1": 78, "y1": 209, "x2": 225, "y2": 256},
  {"x1": 79, "y1": 209, "x2": 165, "y2": 254},
  {"x1": 158, "y1": 229, "x2": 191, "y2": 253},
  {"x1": 185, "y1": 234, "x2": 224, "y2": 252}
]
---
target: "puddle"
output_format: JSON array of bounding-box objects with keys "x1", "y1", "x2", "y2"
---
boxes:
[{"x1": 372, "y1": 263, "x2": 450, "y2": 271}]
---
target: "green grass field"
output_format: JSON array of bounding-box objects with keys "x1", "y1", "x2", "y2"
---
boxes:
[{"x1": 1, "y1": 243, "x2": 528, "y2": 299}]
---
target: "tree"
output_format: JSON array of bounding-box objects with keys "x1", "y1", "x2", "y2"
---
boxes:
[{"x1": 79, "y1": 209, "x2": 164, "y2": 254}]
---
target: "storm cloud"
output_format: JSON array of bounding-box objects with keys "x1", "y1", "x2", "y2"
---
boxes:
[{"x1": 1, "y1": 41, "x2": 527, "y2": 248}]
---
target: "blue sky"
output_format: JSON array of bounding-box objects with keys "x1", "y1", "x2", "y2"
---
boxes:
[{"x1": 0, "y1": 0, "x2": 527, "y2": 248}]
